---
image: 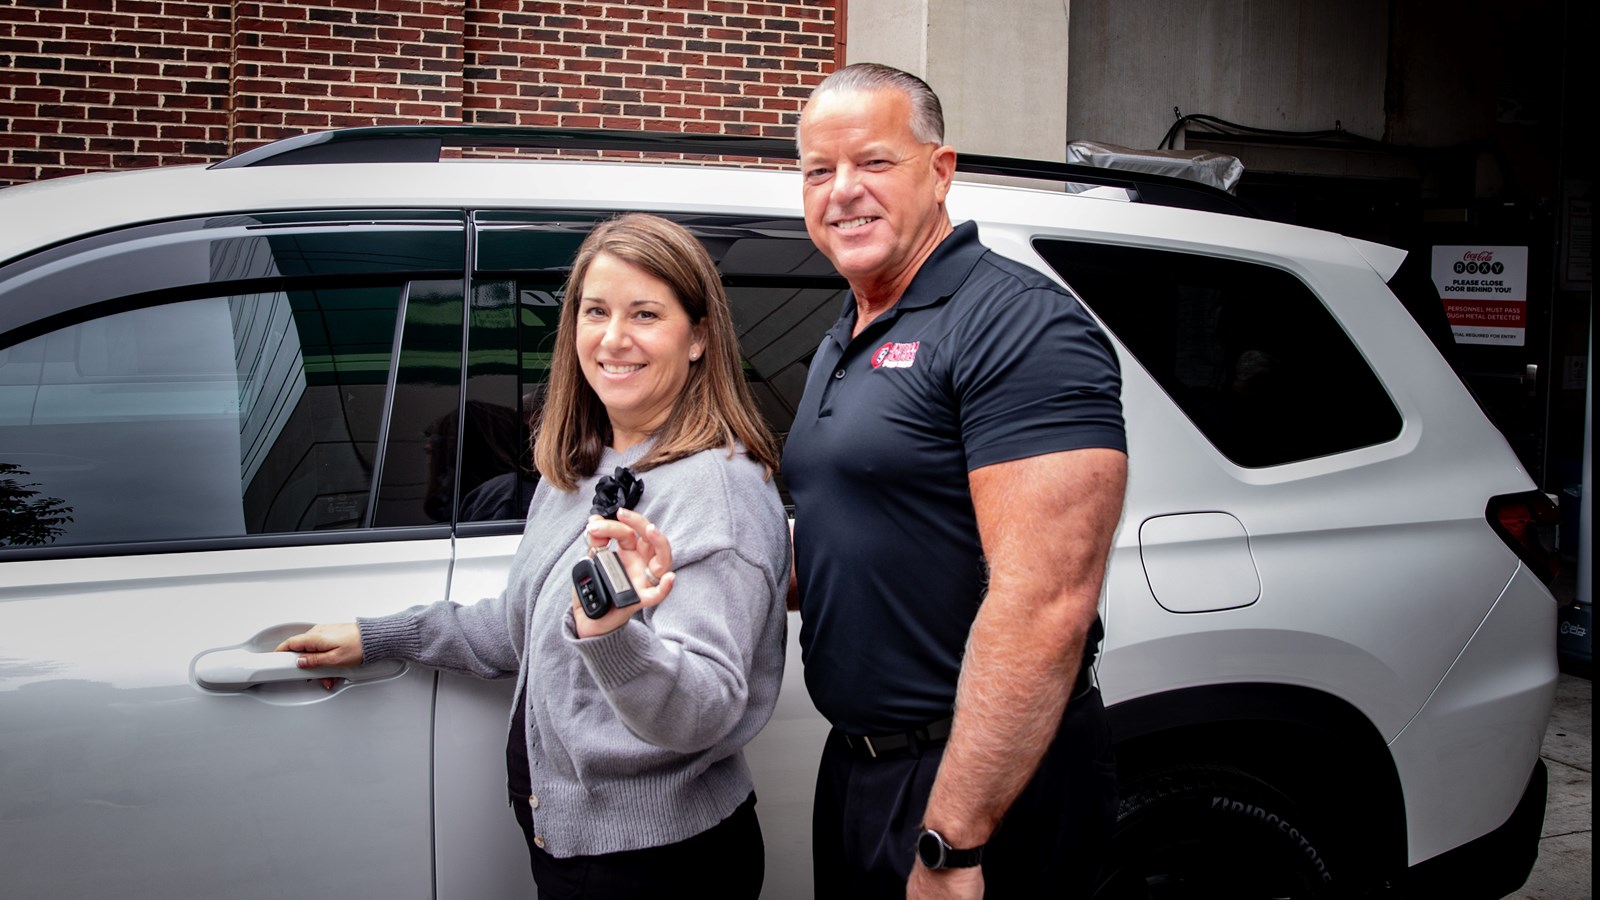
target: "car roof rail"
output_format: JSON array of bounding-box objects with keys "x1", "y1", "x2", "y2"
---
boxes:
[{"x1": 212, "y1": 125, "x2": 1256, "y2": 218}]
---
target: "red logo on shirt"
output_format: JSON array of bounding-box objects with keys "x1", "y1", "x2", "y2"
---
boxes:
[{"x1": 871, "y1": 341, "x2": 920, "y2": 369}]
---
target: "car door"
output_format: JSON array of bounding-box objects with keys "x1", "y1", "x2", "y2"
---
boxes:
[{"x1": 0, "y1": 212, "x2": 467, "y2": 898}]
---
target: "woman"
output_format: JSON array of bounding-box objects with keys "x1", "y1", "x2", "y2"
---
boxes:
[{"x1": 277, "y1": 214, "x2": 789, "y2": 899}]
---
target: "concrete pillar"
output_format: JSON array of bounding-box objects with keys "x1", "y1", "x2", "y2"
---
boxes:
[{"x1": 845, "y1": 0, "x2": 1071, "y2": 161}]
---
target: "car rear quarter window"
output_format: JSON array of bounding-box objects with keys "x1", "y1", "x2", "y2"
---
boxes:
[{"x1": 1033, "y1": 239, "x2": 1402, "y2": 467}]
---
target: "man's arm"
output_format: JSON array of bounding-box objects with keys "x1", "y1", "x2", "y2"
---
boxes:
[{"x1": 911, "y1": 446, "x2": 1127, "y2": 898}]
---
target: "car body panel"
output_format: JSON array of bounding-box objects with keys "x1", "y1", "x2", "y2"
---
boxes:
[
  {"x1": 431, "y1": 532, "x2": 537, "y2": 899},
  {"x1": 1387, "y1": 563, "x2": 1559, "y2": 864},
  {"x1": 0, "y1": 541, "x2": 446, "y2": 898},
  {"x1": 744, "y1": 610, "x2": 831, "y2": 898}
]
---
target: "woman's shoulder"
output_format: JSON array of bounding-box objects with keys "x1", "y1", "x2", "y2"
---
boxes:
[
  {"x1": 646, "y1": 446, "x2": 787, "y2": 557},
  {"x1": 657, "y1": 444, "x2": 775, "y2": 495}
]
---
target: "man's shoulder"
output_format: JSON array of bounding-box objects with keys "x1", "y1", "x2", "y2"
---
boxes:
[
  {"x1": 935, "y1": 245, "x2": 1080, "y2": 334},
  {"x1": 961, "y1": 244, "x2": 1070, "y2": 300}
]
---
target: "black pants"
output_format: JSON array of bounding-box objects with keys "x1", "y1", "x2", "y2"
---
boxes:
[
  {"x1": 812, "y1": 687, "x2": 1118, "y2": 899},
  {"x1": 512, "y1": 791, "x2": 764, "y2": 900}
]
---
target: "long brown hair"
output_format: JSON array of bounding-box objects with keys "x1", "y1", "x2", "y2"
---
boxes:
[{"x1": 533, "y1": 213, "x2": 780, "y2": 491}]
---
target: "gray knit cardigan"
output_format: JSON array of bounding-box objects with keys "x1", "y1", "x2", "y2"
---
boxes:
[{"x1": 358, "y1": 441, "x2": 790, "y2": 858}]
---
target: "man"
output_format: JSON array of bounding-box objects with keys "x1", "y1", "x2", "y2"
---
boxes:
[{"x1": 781, "y1": 63, "x2": 1128, "y2": 899}]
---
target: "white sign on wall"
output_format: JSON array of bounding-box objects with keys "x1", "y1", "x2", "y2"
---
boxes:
[{"x1": 1430, "y1": 245, "x2": 1529, "y2": 346}]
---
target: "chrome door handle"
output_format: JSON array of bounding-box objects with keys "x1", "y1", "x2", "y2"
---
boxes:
[{"x1": 192, "y1": 648, "x2": 403, "y2": 691}]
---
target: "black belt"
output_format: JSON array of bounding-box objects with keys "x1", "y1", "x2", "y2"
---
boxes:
[
  {"x1": 836, "y1": 664, "x2": 1097, "y2": 762},
  {"x1": 840, "y1": 715, "x2": 953, "y2": 759}
]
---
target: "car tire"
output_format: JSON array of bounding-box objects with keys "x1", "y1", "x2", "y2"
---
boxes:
[{"x1": 1093, "y1": 764, "x2": 1343, "y2": 900}]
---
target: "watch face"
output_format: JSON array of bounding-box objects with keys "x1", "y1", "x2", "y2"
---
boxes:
[{"x1": 916, "y1": 830, "x2": 946, "y2": 869}]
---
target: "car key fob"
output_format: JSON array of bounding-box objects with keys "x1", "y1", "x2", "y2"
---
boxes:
[{"x1": 572, "y1": 549, "x2": 639, "y2": 619}]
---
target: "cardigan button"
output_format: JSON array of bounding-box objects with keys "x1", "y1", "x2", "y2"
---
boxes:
[
  {"x1": 534, "y1": 835, "x2": 546, "y2": 850},
  {"x1": 528, "y1": 794, "x2": 540, "y2": 809}
]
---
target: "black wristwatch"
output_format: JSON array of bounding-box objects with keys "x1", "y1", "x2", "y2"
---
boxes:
[{"x1": 916, "y1": 827, "x2": 984, "y2": 870}]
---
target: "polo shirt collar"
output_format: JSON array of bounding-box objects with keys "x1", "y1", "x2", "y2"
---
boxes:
[{"x1": 827, "y1": 220, "x2": 986, "y2": 344}]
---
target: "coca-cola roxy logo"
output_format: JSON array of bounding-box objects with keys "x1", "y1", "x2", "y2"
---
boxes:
[{"x1": 1454, "y1": 251, "x2": 1505, "y2": 276}]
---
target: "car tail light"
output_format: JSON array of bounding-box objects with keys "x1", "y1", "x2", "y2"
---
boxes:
[{"x1": 1486, "y1": 490, "x2": 1561, "y2": 585}]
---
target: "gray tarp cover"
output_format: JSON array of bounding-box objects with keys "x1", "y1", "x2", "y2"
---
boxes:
[{"x1": 1066, "y1": 140, "x2": 1244, "y2": 193}]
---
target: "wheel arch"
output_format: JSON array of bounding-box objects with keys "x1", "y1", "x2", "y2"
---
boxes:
[{"x1": 1106, "y1": 682, "x2": 1409, "y2": 882}]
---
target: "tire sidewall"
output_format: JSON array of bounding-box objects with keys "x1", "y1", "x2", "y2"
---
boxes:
[{"x1": 1095, "y1": 765, "x2": 1340, "y2": 899}]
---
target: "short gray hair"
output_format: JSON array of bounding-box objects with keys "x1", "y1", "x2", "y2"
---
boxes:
[{"x1": 804, "y1": 63, "x2": 945, "y2": 145}]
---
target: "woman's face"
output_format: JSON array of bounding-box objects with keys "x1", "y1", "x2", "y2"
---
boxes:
[{"x1": 575, "y1": 252, "x2": 706, "y2": 451}]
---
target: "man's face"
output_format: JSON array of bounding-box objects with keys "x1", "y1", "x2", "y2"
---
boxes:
[{"x1": 798, "y1": 87, "x2": 955, "y2": 301}]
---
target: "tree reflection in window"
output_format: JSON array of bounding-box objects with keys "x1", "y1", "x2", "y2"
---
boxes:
[{"x1": 0, "y1": 463, "x2": 72, "y2": 546}]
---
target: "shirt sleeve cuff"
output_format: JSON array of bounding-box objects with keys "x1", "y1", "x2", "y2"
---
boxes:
[
  {"x1": 563, "y1": 610, "x2": 656, "y2": 687},
  {"x1": 357, "y1": 612, "x2": 424, "y2": 662}
]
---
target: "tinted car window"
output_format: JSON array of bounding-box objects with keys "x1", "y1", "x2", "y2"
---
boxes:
[
  {"x1": 451, "y1": 277, "x2": 543, "y2": 525},
  {"x1": 725, "y1": 283, "x2": 846, "y2": 446},
  {"x1": 0, "y1": 212, "x2": 467, "y2": 551},
  {"x1": 371, "y1": 279, "x2": 468, "y2": 529},
  {"x1": 0, "y1": 286, "x2": 401, "y2": 547},
  {"x1": 1034, "y1": 240, "x2": 1402, "y2": 467},
  {"x1": 0, "y1": 211, "x2": 464, "y2": 344}
]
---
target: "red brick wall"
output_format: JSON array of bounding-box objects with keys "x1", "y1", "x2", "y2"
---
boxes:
[
  {"x1": 0, "y1": 0, "x2": 233, "y2": 184},
  {"x1": 0, "y1": 0, "x2": 839, "y2": 185},
  {"x1": 230, "y1": 1, "x2": 466, "y2": 148},
  {"x1": 462, "y1": 0, "x2": 833, "y2": 136}
]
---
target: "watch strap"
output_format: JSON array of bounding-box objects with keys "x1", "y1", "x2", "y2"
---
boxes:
[
  {"x1": 918, "y1": 827, "x2": 985, "y2": 869},
  {"x1": 940, "y1": 842, "x2": 984, "y2": 868}
]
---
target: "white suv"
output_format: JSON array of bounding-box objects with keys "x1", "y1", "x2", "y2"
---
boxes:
[{"x1": 0, "y1": 127, "x2": 1560, "y2": 899}]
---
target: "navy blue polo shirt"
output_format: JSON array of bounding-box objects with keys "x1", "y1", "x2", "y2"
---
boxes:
[{"x1": 782, "y1": 221, "x2": 1125, "y2": 734}]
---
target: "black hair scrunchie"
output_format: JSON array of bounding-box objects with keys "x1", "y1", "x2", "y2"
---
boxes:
[{"x1": 589, "y1": 466, "x2": 644, "y2": 520}]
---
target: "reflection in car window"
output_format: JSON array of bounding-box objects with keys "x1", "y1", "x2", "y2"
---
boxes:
[
  {"x1": 1034, "y1": 239, "x2": 1402, "y2": 467},
  {"x1": 451, "y1": 279, "x2": 547, "y2": 525},
  {"x1": 0, "y1": 211, "x2": 465, "y2": 346},
  {"x1": 370, "y1": 279, "x2": 467, "y2": 529},
  {"x1": 0, "y1": 286, "x2": 405, "y2": 549}
]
